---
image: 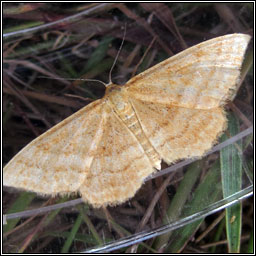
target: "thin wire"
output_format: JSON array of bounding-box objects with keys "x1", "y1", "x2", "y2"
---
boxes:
[
  {"x1": 83, "y1": 186, "x2": 253, "y2": 253},
  {"x1": 108, "y1": 23, "x2": 127, "y2": 86}
]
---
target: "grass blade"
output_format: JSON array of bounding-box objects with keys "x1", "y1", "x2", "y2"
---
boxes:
[{"x1": 220, "y1": 113, "x2": 243, "y2": 252}]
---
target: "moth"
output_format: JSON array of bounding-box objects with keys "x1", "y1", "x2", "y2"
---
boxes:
[{"x1": 3, "y1": 34, "x2": 250, "y2": 207}]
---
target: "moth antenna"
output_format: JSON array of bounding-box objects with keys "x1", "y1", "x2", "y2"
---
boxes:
[
  {"x1": 107, "y1": 23, "x2": 127, "y2": 87},
  {"x1": 40, "y1": 25, "x2": 127, "y2": 88},
  {"x1": 39, "y1": 76, "x2": 107, "y2": 87}
]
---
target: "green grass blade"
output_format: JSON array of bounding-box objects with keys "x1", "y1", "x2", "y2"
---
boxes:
[
  {"x1": 43, "y1": 196, "x2": 70, "y2": 228},
  {"x1": 78, "y1": 204, "x2": 103, "y2": 246},
  {"x1": 82, "y1": 36, "x2": 113, "y2": 74},
  {"x1": 166, "y1": 160, "x2": 222, "y2": 252},
  {"x1": 210, "y1": 217, "x2": 225, "y2": 253},
  {"x1": 220, "y1": 113, "x2": 243, "y2": 253},
  {"x1": 153, "y1": 160, "x2": 203, "y2": 250},
  {"x1": 61, "y1": 213, "x2": 83, "y2": 253},
  {"x1": 247, "y1": 230, "x2": 253, "y2": 253},
  {"x1": 3, "y1": 192, "x2": 36, "y2": 233}
]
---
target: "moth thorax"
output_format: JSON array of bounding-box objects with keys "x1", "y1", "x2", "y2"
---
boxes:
[{"x1": 105, "y1": 84, "x2": 130, "y2": 112}]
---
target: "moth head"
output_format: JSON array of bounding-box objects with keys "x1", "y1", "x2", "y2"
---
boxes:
[{"x1": 104, "y1": 83, "x2": 123, "y2": 95}]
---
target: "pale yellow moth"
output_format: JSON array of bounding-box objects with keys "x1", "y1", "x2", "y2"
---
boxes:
[{"x1": 3, "y1": 33, "x2": 250, "y2": 207}]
